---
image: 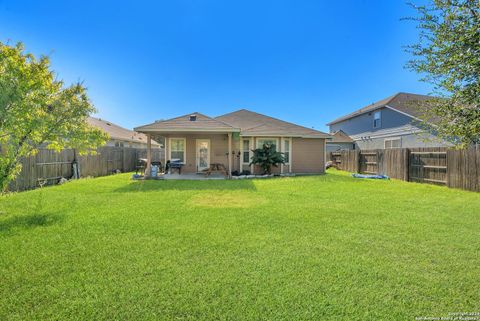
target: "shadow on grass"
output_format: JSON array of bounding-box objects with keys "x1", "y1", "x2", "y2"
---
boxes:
[
  {"x1": 0, "y1": 213, "x2": 65, "y2": 234},
  {"x1": 114, "y1": 179, "x2": 257, "y2": 192}
]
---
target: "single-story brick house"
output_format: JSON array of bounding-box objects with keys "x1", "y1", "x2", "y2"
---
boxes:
[
  {"x1": 134, "y1": 109, "x2": 330, "y2": 176},
  {"x1": 326, "y1": 130, "x2": 355, "y2": 152}
]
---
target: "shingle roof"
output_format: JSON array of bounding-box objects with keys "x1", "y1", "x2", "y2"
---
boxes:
[
  {"x1": 327, "y1": 92, "x2": 434, "y2": 125},
  {"x1": 88, "y1": 117, "x2": 160, "y2": 146},
  {"x1": 329, "y1": 130, "x2": 354, "y2": 143},
  {"x1": 135, "y1": 112, "x2": 238, "y2": 132},
  {"x1": 216, "y1": 109, "x2": 330, "y2": 138}
]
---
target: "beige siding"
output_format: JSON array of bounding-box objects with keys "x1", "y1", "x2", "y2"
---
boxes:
[
  {"x1": 165, "y1": 134, "x2": 230, "y2": 173},
  {"x1": 242, "y1": 137, "x2": 323, "y2": 174},
  {"x1": 163, "y1": 134, "x2": 325, "y2": 174},
  {"x1": 291, "y1": 138, "x2": 325, "y2": 174}
]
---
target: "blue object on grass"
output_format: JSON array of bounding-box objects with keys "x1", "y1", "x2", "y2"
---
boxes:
[{"x1": 352, "y1": 173, "x2": 389, "y2": 180}]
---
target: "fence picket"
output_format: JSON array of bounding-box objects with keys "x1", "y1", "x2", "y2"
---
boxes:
[
  {"x1": 9, "y1": 147, "x2": 164, "y2": 191},
  {"x1": 330, "y1": 147, "x2": 479, "y2": 192}
]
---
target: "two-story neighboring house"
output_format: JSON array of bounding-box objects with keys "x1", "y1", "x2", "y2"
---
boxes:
[{"x1": 326, "y1": 92, "x2": 451, "y2": 150}]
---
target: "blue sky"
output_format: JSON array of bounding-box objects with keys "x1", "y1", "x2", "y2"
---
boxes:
[{"x1": 0, "y1": 0, "x2": 431, "y2": 132}]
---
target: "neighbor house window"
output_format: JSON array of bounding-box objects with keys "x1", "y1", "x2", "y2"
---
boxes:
[
  {"x1": 256, "y1": 138, "x2": 278, "y2": 149},
  {"x1": 282, "y1": 138, "x2": 291, "y2": 164},
  {"x1": 384, "y1": 138, "x2": 401, "y2": 149},
  {"x1": 242, "y1": 139, "x2": 251, "y2": 164},
  {"x1": 115, "y1": 141, "x2": 124, "y2": 147},
  {"x1": 373, "y1": 111, "x2": 381, "y2": 128},
  {"x1": 170, "y1": 138, "x2": 186, "y2": 162}
]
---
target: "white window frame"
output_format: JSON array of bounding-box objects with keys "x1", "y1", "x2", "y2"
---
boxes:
[
  {"x1": 373, "y1": 111, "x2": 381, "y2": 129},
  {"x1": 282, "y1": 138, "x2": 291, "y2": 164},
  {"x1": 169, "y1": 137, "x2": 186, "y2": 163},
  {"x1": 256, "y1": 137, "x2": 279, "y2": 149},
  {"x1": 384, "y1": 137, "x2": 402, "y2": 149},
  {"x1": 242, "y1": 138, "x2": 252, "y2": 165}
]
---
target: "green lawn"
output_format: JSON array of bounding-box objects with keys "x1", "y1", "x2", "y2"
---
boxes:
[{"x1": 1, "y1": 170, "x2": 479, "y2": 320}]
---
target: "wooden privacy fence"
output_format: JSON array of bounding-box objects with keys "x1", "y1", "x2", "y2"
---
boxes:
[
  {"x1": 330, "y1": 146, "x2": 480, "y2": 192},
  {"x1": 9, "y1": 146, "x2": 164, "y2": 191}
]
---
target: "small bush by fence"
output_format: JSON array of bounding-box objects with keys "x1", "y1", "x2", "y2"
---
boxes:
[
  {"x1": 9, "y1": 146, "x2": 164, "y2": 191},
  {"x1": 331, "y1": 146, "x2": 480, "y2": 192}
]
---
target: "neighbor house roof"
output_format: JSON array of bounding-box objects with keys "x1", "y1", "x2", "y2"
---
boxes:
[
  {"x1": 328, "y1": 130, "x2": 354, "y2": 143},
  {"x1": 326, "y1": 92, "x2": 434, "y2": 126},
  {"x1": 134, "y1": 112, "x2": 239, "y2": 133},
  {"x1": 88, "y1": 117, "x2": 160, "y2": 146},
  {"x1": 216, "y1": 109, "x2": 330, "y2": 138}
]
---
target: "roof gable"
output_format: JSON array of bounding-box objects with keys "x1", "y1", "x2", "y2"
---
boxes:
[
  {"x1": 216, "y1": 109, "x2": 330, "y2": 138},
  {"x1": 135, "y1": 112, "x2": 237, "y2": 132},
  {"x1": 327, "y1": 92, "x2": 434, "y2": 125},
  {"x1": 329, "y1": 130, "x2": 353, "y2": 143}
]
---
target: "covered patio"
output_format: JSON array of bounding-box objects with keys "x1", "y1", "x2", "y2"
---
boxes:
[{"x1": 135, "y1": 113, "x2": 240, "y2": 179}]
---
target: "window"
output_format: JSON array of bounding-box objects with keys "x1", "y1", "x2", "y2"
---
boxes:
[
  {"x1": 115, "y1": 141, "x2": 124, "y2": 147},
  {"x1": 282, "y1": 138, "x2": 291, "y2": 164},
  {"x1": 256, "y1": 138, "x2": 278, "y2": 149},
  {"x1": 384, "y1": 138, "x2": 401, "y2": 149},
  {"x1": 242, "y1": 139, "x2": 251, "y2": 164},
  {"x1": 373, "y1": 111, "x2": 381, "y2": 128},
  {"x1": 170, "y1": 138, "x2": 186, "y2": 162}
]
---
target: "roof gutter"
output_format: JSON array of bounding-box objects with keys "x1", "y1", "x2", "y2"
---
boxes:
[
  {"x1": 240, "y1": 134, "x2": 331, "y2": 139},
  {"x1": 134, "y1": 128, "x2": 241, "y2": 133}
]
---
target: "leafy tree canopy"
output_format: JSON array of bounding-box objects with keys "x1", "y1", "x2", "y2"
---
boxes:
[
  {"x1": 0, "y1": 42, "x2": 108, "y2": 191},
  {"x1": 406, "y1": 0, "x2": 480, "y2": 148}
]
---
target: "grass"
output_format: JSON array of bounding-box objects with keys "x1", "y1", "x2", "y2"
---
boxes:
[{"x1": 0, "y1": 169, "x2": 479, "y2": 320}]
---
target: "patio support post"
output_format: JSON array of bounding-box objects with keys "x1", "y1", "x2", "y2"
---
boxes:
[
  {"x1": 164, "y1": 136, "x2": 168, "y2": 173},
  {"x1": 289, "y1": 137, "x2": 292, "y2": 173},
  {"x1": 280, "y1": 136, "x2": 284, "y2": 174},
  {"x1": 251, "y1": 137, "x2": 255, "y2": 174},
  {"x1": 228, "y1": 133, "x2": 232, "y2": 178},
  {"x1": 145, "y1": 134, "x2": 152, "y2": 177}
]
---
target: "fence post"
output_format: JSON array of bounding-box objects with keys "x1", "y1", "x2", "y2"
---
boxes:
[
  {"x1": 122, "y1": 148, "x2": 125, "y2": 172},
  {"x1": 355, "y1": 150, "x2": 360, "y2": 173},
  {"x1": 377, "y1": 150, "x2": 383, "y2": 175},
  {"x1": 405, "y1": 148, "x2": 410, "y2": 182}
]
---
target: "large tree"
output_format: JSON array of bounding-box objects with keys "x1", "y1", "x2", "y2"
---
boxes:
[
  {"x1": 406, "y1": 0, "x2": 480, "y2": 148},
  {"x1": 0, "y1": 42, "x2": 108, "y2": 191}
]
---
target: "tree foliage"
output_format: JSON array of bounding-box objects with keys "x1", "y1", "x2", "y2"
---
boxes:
[
  {"x1": 0, "y1": 42, "x2": 108, "y2": 191},
  {"x1": 405, "y1": 0, "x2": 480, "y2": 148},
  {"x1": 249, "y1": 143, "x2": 285, "y2": 175}
]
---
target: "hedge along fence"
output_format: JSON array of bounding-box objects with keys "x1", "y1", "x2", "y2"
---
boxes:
[
  {"x1": 8, "y1": 146, "x2": 164, "y2": 192},
  {"x1": 331, "y1": 146, "x2": 480, "y2": 192}
]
